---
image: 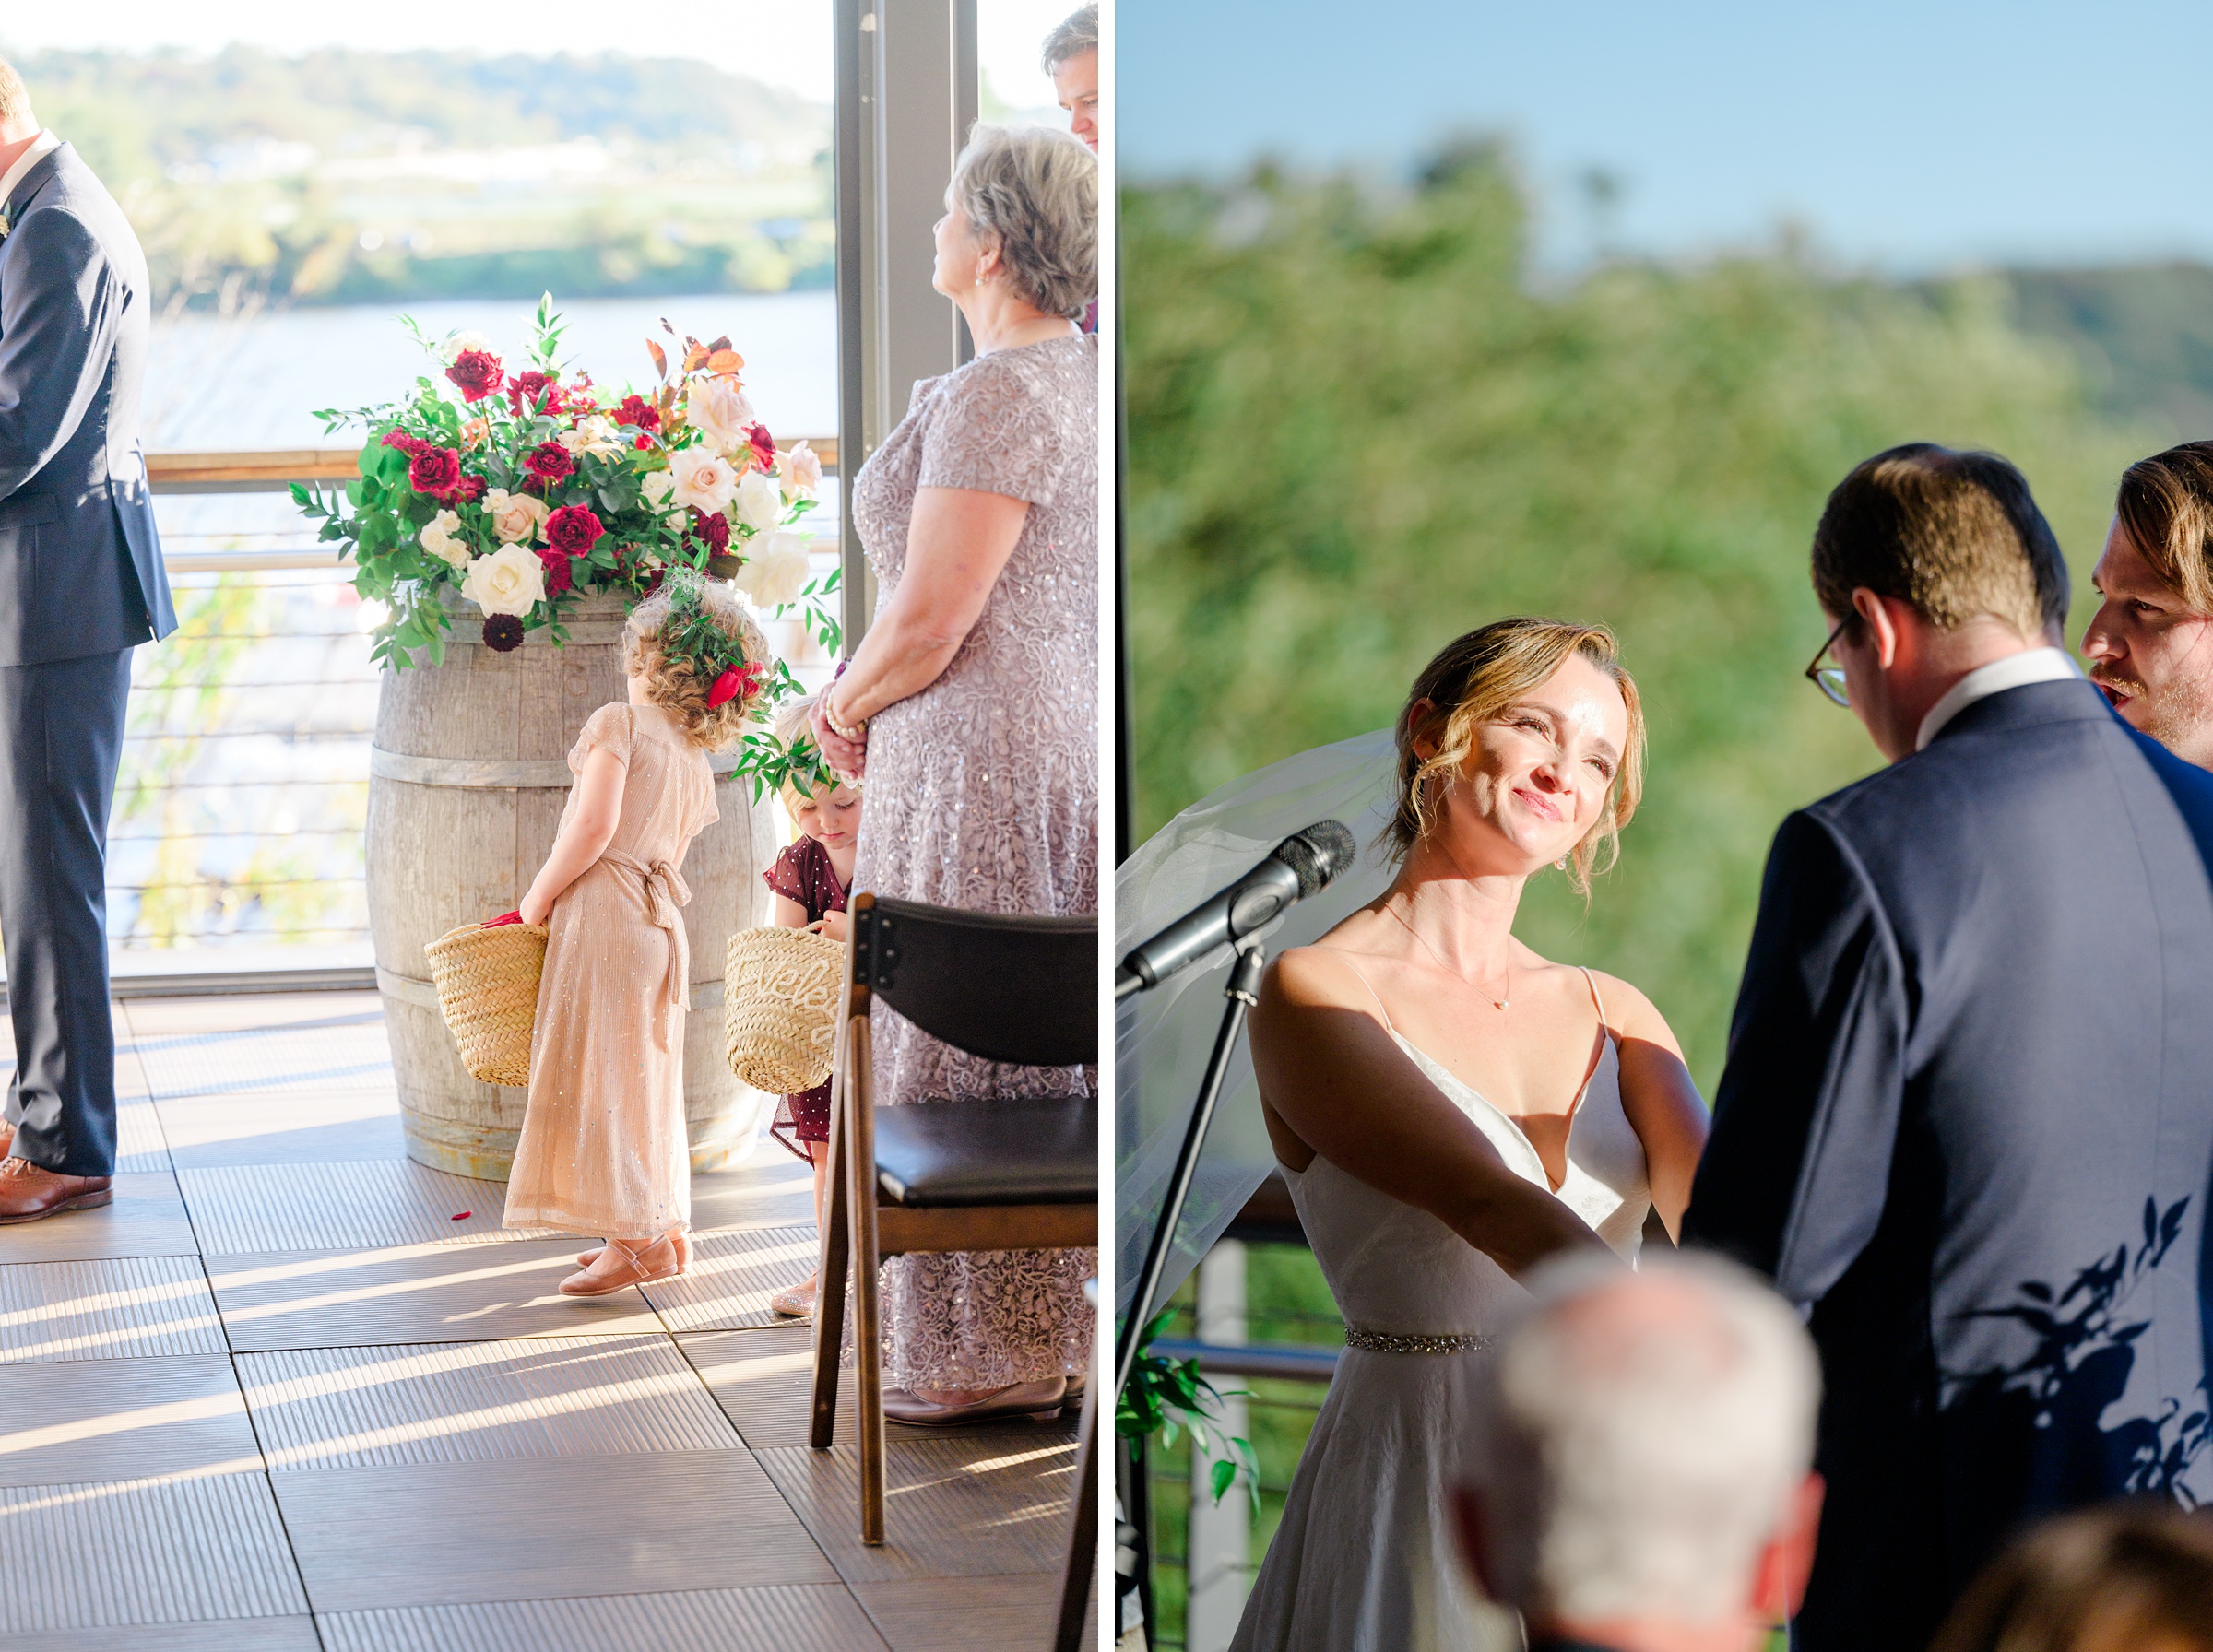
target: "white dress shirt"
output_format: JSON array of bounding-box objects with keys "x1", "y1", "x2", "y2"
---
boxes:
[
  {"x1": 0, "y1": 130, "x2": 62, "y2": 214},
  {"x1": 1915, "y1": 645, "x2": 2083, "y2": 751}
]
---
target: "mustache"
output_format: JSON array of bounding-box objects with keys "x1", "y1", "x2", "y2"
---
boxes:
[{"x1": 2087, "y1": 663, "x2": 2146, "y2": 697}]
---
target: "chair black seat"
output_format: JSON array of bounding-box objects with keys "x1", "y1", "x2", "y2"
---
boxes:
[{"x1": 872, "y1": 1095, "x2": 1098, "y2": 1207}]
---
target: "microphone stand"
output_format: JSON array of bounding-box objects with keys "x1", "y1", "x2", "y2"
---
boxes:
[{"x1": 1114, "y1": 939, "x2": 1267, "y2": 1402}]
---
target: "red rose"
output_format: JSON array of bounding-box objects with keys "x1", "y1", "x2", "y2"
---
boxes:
[
  {"x1": 536, "y1": 548, "x2": 574, "y2": 596},
  {"x1": 509, "y1": 371, "x2": 562, "y2": 416},
  {"x1": 523, "y1": 442, "x2": 574, "y2": 486},
  {"x1": 381, "y1": 429, "x2": 429, "y2": 457},
  {"x1": 616, "y1": 394, "x2": 660, "y2": 431},
  {"x1": 746, "y1": 422, "x2": 776, "y2": 472},
  {"x1": 706, "y1": 667, "x2": 743, "y2": 708},
  {"x1": 545, "y1": 504, "x2": 605, "y2": 556},
  {"x1": 408, "y1": 446, "x2": 461, "y2": 497},
  {"x1": 451, "y1": 474, "x2": 486, "y2": 504},
  {"x1": 444, "y1": 349, "x2": 503, "y2": 403},
  {"x1": 688, "y1": 507, "x2": 730, "y2": 551},
  {"x1": 634, "y1": 434, "x2": 654, "y2": 450}
]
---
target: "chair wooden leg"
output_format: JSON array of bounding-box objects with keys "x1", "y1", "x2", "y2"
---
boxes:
[
  {"x1": 808, "y1": 1021, "x2": 855, "y2": 1452},
  {"x1": 1053, "y1": 1367, "x2": 1101, "y2": 1651},
  {"x1": 847, "y1": 1015, "x2": 888, "y2": 1546}
]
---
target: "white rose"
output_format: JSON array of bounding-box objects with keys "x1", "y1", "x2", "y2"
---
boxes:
[
  {"x1": 442, "y1": 329, "x2": 495, "y2": 365},
  {"x1": 733, "y1": 468, "x2": 784, "y2": 535},
  {"x1": 669, "y1": 446, "x2": 740, "y2": 514},
  {"x1": 420, "y1": 509, "x2": 468, "y2": 568},
  {"x1": 576, "y1": 415, "x2": 623, "y2": 454},
  {"x1": 775, "y1": 439, "x2": 822, "y2": 502},
  {"x1": 685, "y1": 377, "x2": 755, "y2": 451},
  {"x1": 735, "y1": 530, "x2": 811, "y2": 608},
  {"x1": 482, "y1": 488, "x2": 549, "y2": 546},
  {"x1": 460, "y1": 542, "x2": 548, "y2": 618}
]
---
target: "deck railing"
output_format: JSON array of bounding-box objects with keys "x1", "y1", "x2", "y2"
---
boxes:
[{"x1": 98, "y1": 444, "x2": 837, "y2": 978}]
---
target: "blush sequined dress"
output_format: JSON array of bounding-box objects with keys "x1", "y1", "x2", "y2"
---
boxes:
[
  {"x1": 503, "y1": 702, "x2": 718, "y2": 1241},
  {"x1": 847, "y1": 334, "x2": 1098, "y2": 1392}
]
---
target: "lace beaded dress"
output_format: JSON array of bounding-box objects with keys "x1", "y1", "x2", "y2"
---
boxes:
[
  {"x1": 503, "y1": 702, "x2": 718, "y2": 1240},
  {"x1": 847, "y1": 334, "x2": 1098, "y2": 1391},
  {"x1": 762, "y1": 835, "x2": 846, "y2": 1162}
]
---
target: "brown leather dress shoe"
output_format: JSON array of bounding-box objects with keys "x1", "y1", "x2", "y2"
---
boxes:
[{"x1": 0, "y1": 1156, "x2": 114, "y2": 1223}]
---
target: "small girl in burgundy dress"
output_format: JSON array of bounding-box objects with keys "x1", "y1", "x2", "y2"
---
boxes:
[{"x1": 763, "y1": 693, "x2": 860, "y2": 1317}]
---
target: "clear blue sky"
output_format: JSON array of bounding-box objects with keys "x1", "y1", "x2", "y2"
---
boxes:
[{"x1": 1120, "y1": 0, "x2": 2213, "y2": 274}]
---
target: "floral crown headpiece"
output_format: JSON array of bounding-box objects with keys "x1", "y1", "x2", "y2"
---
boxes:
[{"x1": 657, "y1": 570, "x2": 765, "y2": 710}]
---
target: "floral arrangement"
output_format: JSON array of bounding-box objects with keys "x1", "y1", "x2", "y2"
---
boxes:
[{"x1": 295, "y1": 294, "x2": 836, "y2": 670}]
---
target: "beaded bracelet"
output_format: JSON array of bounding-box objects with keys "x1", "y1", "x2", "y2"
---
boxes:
[{"x1": 822, "y1": 688, "x2": 867, "y2": 743}]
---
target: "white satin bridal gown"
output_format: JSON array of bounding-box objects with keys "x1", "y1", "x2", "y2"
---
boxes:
[{"x1": 1228, "y1": 964, "x2": 1652, "y2": 1652}]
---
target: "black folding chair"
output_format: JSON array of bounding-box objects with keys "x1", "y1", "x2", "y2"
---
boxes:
[{"x1": 810, "y1": 891, "x2": 1099, "y2": 1636}]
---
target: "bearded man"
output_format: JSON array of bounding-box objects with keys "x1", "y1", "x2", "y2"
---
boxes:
[{"x1": 2082, "y1": 442, "x2": 2213, "y2": 765}]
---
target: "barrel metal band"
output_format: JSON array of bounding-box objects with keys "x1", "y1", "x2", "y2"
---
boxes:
[
  {"x1": 378, "y1": 962, "x2": 725, "y2": 1011},
  {"x1": 370, "y1": 747, "x2": 745, "y2": 788},
  {"x1": 1343, "y1": 1326, "x2": 1491, "y2": 1355}
]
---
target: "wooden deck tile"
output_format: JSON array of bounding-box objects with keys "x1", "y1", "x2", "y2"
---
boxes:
[
  {"x1": 176, "y1": 1160, "x2": 517, "y2": 1253},
  {"x1": 852, "y1": 1574, "x2": 1095, "y2": 1651},
  {"x1": 113, "y1": 1102, "x2": 170, "y2": 1175},
  {"x1": 156, "y1": 1091, "x2": 404, "y2": 1169},
  {"x1": 0, "y1": 1355, "x2": 261, "y2": 1486},
  {"x1": 316, "y1": 1584, "x2": 888, "y2": 1651},
  {"x1": 271, "y1": 1450, "x2": 841, "y2": 1612},
  {"x1": 637, "y1": 1223, "x2": 816, "y2": 1332},
  {"x1": 118, "y1": 992, "x2": 384, "y2": 1037},
  {"x1": 757, "y1": 1436, "x2": 1082, "y2": 1583},
  {"x1": 0, "y1": 1617, "x2": 322, "y2": 1649},
  {"x1": 207, "y1": 1241, "x2": 661, "y2": 1351},
  {"x1": 0, "y1": 1469, "x2": 310, "y2": 1632},
  {"x1": 690, "y1": 1156, "x2": 819, "y2": 1233},
  {"x1": 680, "y1": 1328, "x2": 1080, "y2": 1450},
  {"x1": 0, "y1": 1174, "x2": 199, "y2": 1264},
  {"x1": 124, "y1": 1010, "x2": 392, "y2": 1101},
  {"x1": 0, "y1": 1256, "x2": 224, "y2": 1363},
  {"x1": 237, "y1": 1336, "x2": 738, "y2": 1469}
]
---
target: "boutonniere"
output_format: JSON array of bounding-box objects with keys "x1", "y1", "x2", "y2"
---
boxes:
[{"x1": 0, "y1": 206, "x2": 12, "y2": 243}]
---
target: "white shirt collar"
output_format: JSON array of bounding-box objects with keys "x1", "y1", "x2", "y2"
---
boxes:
[
  {"x1": 0, "y1": 131, "x2": 62, "y2": 213},
  {"x1": 1914, "y1": 646, "x2": 2082, "y2": 751}
]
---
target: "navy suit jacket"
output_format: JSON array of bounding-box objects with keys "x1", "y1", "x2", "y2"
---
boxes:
[
  {"x1": 1685, "y1": 678, "x2": 2213, "y2": 1652},
  {"x1": 0, "y1": 141, "x2": 173, "y2": 666}
]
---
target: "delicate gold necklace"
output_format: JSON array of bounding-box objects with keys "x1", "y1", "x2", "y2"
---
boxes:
[{"x1": 1384, "y1": 901, "x2": 1511, "y2": 1010}]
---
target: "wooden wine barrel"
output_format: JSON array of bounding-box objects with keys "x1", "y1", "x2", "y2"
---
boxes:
[{"x1": 367, "y1": 588, "x2": 777, "y2": 1181}]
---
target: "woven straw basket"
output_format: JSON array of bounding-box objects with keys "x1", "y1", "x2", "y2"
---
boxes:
[
  {"x1": 724, "y1": 926, "x2": 845, "y2": 1093},
  {"x1": 424, "y1": 920, "x2": 549, "y2": 1089}
]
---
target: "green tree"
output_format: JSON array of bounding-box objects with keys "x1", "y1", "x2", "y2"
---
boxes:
[{"x1": 1125, "y1": 146, "x2": 2150, "y2": 1086}]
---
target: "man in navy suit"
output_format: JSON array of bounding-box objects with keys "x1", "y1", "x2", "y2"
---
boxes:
[
  {"x1": 1684, "y1": 444, "x2": 2213, "y2": 1650},
  {"x1": 0, "y1": 58, "x2": 175, "y2": 1221}
]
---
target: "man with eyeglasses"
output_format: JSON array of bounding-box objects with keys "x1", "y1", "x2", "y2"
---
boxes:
[{"x1": 1682, "y1": 443, "x2": 2213, "y2": 1652}]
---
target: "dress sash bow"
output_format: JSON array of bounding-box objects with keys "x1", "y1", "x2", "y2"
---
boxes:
[{"x1": 599, "y1": 849, "x2": 692, "y2": 1047}]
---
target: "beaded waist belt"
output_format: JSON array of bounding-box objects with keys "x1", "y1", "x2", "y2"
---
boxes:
[{"x1": 1343, "y1": 1325, "x2": 1491, "y2": 1355}]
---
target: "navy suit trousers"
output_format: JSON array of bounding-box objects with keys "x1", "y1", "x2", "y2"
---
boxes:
[{"x1": 0, "y1": 648, "x2": 132, "y2": 1176}]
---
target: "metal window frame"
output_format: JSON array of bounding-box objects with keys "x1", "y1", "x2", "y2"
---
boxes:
[{"x1": 834, "y1": 0, "x2": 980, "y2": 654}]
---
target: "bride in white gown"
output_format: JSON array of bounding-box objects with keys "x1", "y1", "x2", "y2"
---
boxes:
[{"x1": 1228, "y1": 619, "x2": 1710, "y2": 1652}]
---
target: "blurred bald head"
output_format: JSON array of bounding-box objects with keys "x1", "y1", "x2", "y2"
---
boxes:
[{"x1": 1459, "y1": 1255, "x2": 1823, "y2": 1646}]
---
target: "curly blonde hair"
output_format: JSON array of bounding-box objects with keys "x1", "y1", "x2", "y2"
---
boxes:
[
  {"x1": 621, "y1": 582, "x2": 767, "y2": 752},
  {"x1": 1388, "y1": 618, "x2": 1645, "y2": 896}
]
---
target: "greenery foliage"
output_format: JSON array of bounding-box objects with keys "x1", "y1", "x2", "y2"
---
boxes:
[
  {"x1": 1125, "y1": 145, "x2": 2157, "y2": 1088},
  {"x1": 18, "y1": 46, "x2": 831, "y2": 310}
]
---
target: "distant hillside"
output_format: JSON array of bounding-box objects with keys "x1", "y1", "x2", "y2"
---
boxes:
[
  {"x1": 1983, "y1": 264, "x2": 2213, "y2": 440},
  {"x1": 18, "y1": 46, "x2": 832, "y2": 309}
]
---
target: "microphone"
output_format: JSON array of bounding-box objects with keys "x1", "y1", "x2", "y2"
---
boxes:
[{"x1": 1116, "y1": 820, "x2": 1357, "y2": 997}]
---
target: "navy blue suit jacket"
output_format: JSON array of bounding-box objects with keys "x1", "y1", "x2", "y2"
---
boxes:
[
  {"x1": 0, "y1": 141, "x2": 173, "y2": 665},
  {"x1": 1685, "y1": 678, "x2": 2213, "y2": 1651}
]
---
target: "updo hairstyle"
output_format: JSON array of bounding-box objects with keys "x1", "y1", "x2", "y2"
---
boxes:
[
  {"x1": 1387, "y1": 618, "x2": 1645, "y2": 894},
  {"x1": 621, "y1": 581, "x2": 766, "y2": 753},
  {"x1": 949, "y1": 123, "x2": 1096, "y2": 321}
]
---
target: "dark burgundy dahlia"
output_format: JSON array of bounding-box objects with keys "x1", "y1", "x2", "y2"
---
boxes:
[{"x1": 481, "y1": 614, "x2": 527, "y2": 652}]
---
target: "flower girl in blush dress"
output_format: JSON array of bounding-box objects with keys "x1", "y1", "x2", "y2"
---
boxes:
[{"x1": 503, "y1": 578, "x2": 765, "y2": 1295}]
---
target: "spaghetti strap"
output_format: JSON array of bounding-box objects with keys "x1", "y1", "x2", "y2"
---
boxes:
[
  {"x1": 1580, "y1": 965, "x2": 1609, "y2": 1029},
  {"x1": 1322, "y1": 949, "x2": 1401, "y2": 1037}
]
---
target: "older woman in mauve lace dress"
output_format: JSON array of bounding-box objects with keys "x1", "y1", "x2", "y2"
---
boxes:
[{"x1": 811, "y1": 122, "x2": 1096, "y2": 1425}]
